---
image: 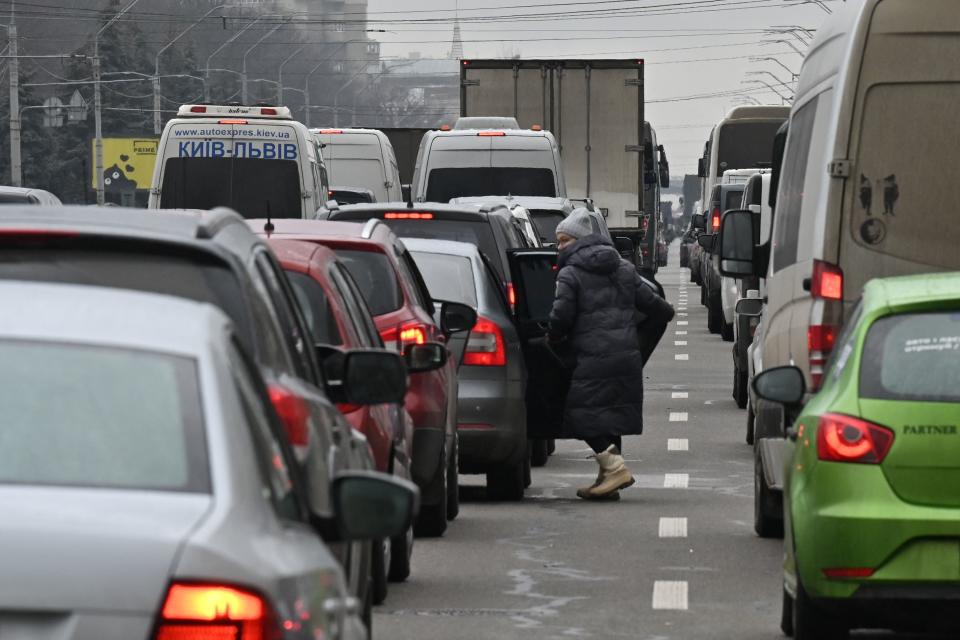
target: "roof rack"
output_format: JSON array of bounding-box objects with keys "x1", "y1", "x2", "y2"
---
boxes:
[{"x1": 361, "y1": 218, "x2": 381, "y2": 240}]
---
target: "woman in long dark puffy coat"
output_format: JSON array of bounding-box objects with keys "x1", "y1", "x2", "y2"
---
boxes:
[{"x1": 548, "y1": 210, "x2": 675, "y2": 501}]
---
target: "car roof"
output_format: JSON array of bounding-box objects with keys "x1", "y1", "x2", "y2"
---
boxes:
[
  {"x1": 865, "y1": 272, "x2": 960, "y2": 311},
  {"x1": 0, "y1": 280, "x2": 229, "y2": 357},
  {"x1": 248, "y1": 218, "x2": 394, "y2": 247},
  {"x1": 332, "y1": 202, "x2": 511, "y2": 220},
  {"x1": 400, "y1": 237, "x2": 482, "y2": 259},
  {"x1": 0, "y1": 186, "x2": 38, "y2": 195},
  {"x1": 266, "y1": 237, "x2": 340, "y2": 269}
]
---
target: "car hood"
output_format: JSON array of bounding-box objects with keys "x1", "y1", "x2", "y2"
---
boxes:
[{"x1": 0, "y1": 487, "x2": 212, "y2": 614}]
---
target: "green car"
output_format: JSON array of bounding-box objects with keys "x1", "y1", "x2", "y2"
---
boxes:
[{"x1": 753, "y1": 273, "x2": 960, "y2": 639}]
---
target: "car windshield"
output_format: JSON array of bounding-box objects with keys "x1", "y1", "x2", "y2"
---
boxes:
[
  {"x1": 410, "y1": 251, "x2": 478, "y2": 307},
  {"x1": 335, "y1": 248, "x2": 403, "y2": 316},
  {"x1": 426, "y1": 168, "x2": 556, "y2": 202},
  {"x1": 861, "y1": 311, "x2": 960, "y2": 402},
  {"x1": 380, "y1": 218, "x2": 502, "y2": 277},
  {"x1": 529, "y1": 210, "x2": 566, "y2": 243},
  {"x1": 285, "y1": 271, "x2": 343, "y2": 346},
  {"x1": 717, "y1": 122, "x2": 783, "y2": 175},
  {"x1": 0, "y1": 340, "x2": 209, "y2": 492},
  {"x1": 160, "y1": 157, "x2": 302, "y2": 218}
]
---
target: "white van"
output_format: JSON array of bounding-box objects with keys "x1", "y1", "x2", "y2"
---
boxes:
[
  {"x1": 717, "y1": 0, "x2": 960, "y2": 536},
  {"x1": 149, "y1": 104, "x2": 328, "y2": 218},
  {"x1": 411, "y1": 128, "x2": 566, "y2": 204},
  {"x1": 311, "y1": 128, "x2": 403, "y2": 203}
]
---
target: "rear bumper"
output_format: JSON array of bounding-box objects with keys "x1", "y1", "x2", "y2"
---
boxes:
[
  {"x1": 456, "y1": 374, "x2": 527, "y2": 472},
  {"x1": 810, "y1": 585, "x2": 960, "y2": 632}
]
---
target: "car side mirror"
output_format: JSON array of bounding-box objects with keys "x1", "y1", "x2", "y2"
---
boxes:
[
  {"x1": 315, "y1": 344, "x2": 347, "y2": 382},
  {"x1": 613, "y1": 236, "x2": 635, "y2": 260},
  {"x1": 692, "y1": 213, "x2": 705, "y2": 231},
  {"x1": 336, "y1": 350, "x2": 408, "y2": 406},
  {"x1": 718, "y1": 210, "x2": 756, "y2": 277},
  {"x1": 697, "y1": 233, "x2": 715, "y2": 251},
  {"x1": 438, "y1": 300, "x2": 477, "y2": 335},
  {"x1": 404, "y1": 342, "x2": 448, "y2": 373},
  {"x1": 752, "y1": 366, "x2": 806, "y2": 407},
  {"x1": 735, "y1": 296, "x2": 764, "y2": 318},
  {"x1": 332, "y1": 471, "x2": 419, "y2": 541},
  {"x1": 698, "y1": 157, "x2": 706, "y2": 178}
]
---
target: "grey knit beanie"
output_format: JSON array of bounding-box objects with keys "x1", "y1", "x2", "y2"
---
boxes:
[{"x1": 555, "y1": 210, "x2": 594, "y2": 240}]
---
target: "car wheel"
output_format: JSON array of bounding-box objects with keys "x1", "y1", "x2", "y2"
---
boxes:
[
  {"x1": 707, "y1": 299, "x2": 722, "y2": 334},
  {"x1": 523, "y1": 450, "x2": 532, "y2": 489},
  {"x1": 487, "y1": 459, "x2": 525, "y2": 501},
  {"x1": 700, "y1": 285, "x2": 707, "y2": 305},
  {"x1": 746, "y1": 402, "x2": 756, "y2": 445},
  {"x1": 754, "y1": 451, "x2": 784, "y2": 538},
  {"x1": 370, "y1": 538, "x2": 389, "y2": 605},
  {"x1": 414, "y1": 445, "x2": 448, "y2": 538},
  {"x1": 733, "y1": 364, "x2": 748, "y2": 409},
  {"x1": 794, "y1": 580, "x2": 848, "y2": 640},
  {"x1": 388, "y1": 524, "x2": 413, "y2": 582},
  {"x1": 781, "y1": 587, "x2": 795, "y2": 637},
  {"x1": 547, "y1": 439, "x2": 556, "y2": 455},
  {"x1": 446, "y1": 433, "x2": 460, "y2": 521},
  {"x1": 530, "y1": 438, "x2": 549, "y2": 467},
  {"x1": 721, "y1": 320, "x2": 734, "y2": 342}
]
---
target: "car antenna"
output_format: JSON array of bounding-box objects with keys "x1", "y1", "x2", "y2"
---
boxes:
[{"x1": 264, "y1": 201, "x2": 275, "y2": 235}]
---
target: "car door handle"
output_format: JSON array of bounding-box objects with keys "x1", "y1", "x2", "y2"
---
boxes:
[{"x1": 323, "y1": 596, "x2": 360, "y2": 617}]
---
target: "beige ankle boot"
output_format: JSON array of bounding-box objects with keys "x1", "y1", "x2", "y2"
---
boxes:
[{"x1": 579, "y1": 446, "x2": 634, "y2": 500}]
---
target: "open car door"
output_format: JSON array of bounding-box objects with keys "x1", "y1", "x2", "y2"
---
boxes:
[{"x1": 507, "y1": 248, "x2": 570, "y2": 440}]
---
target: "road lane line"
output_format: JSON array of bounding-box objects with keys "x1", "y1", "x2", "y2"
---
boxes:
[
  {"x1": 667, "y1": 438, "x2": 689, "y2": 451},
  {"x1": 663, "y1": 473, "x2": 689, "y2": 488},
  {"x1": 652, "y1": 581, "x2": 689, "y2": 610},
  {"x1": 676, "y1": 330, "x2": 687, "y2": 335},
  {"x1": 675, "y1": 341, "x2": 687, "y2": 346},
  {"x1": 658, "y1": 517, "x2": 688, "y2": 538},
  {"x1": 678, "y1": 321, "x2": 689, "y2": 326},
  {"x1": 669, "y1": 412, "x2": 688, "y2": 422},
  {"x1": 671, "y1": 392, "x2": 689, "y2": 399},
  {"x1": 675, "y1": 354, "x2": 689, "y2": 361}
]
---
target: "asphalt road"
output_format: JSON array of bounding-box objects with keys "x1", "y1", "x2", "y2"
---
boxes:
[{"x1": 373, "y1": 242, "x2": 933, "y2": 640}]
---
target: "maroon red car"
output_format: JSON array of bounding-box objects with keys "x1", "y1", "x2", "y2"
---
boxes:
[{"x1": 249, "y1": 219, "x2": 475, "y2": 540}]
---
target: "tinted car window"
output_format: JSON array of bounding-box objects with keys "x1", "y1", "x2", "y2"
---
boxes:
[
  {"x1": 426, "y1": 168, "x2": 556, "y2": 202},
  {"x1": 772, "y1": 96, "x2": 819, "y2": 272},
  {"x1": 381, "y1": 219, "x2": 501, "y2": 276},
  {"x1": 529, "y1": 211, "x2": 566, "y2": 243},
  {"x1": 337, "y1": 248, "x2": 403, "y2": 316},
  {"x1": 724, "y1": 187, "x2": 745, "y2": 211},
  {"x1": 861, "y1": 311, "x2": 960, "y2": 403},
  {"x1": 254, "y1": 252, "x2": 316, "y2": 381},
  {"x1": 286, "y1": 270, "x2": 343, "y2": 346},
  {"x1": 0, "y1": 341, "x2": 208, "y2": 492},
  {"x1": 410, "y1": 251, "x2": 478, "y2": 307},
  {"x1": 717, "y1": 121, "x2": 784, "y2": 175},
  {"x1": 160, "y1": 157, "x2": 302, "y2": 219},
  {"x1": 332, "y1": 264, "x2": 384, "y2": 347}
]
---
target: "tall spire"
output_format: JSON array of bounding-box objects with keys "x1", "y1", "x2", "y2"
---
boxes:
[{"x1": 450, "y1": 1, "x2": 463, "y2": 59}]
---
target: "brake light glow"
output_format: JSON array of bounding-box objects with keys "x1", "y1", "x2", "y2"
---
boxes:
[
  {"x1": 260, "y1": 108, "x2": 278, "y2": 116},
  {"x1": 531, "y1": 124, "x2": 542, "y2": 132},
  {"x1": 219, "y1": 119, "x2": 248, "y2": 125},
  {"x1": 384, "y1": 212, "x2": 434, "y2": 220},
  {"x1": 822, "y1": 567, "x2": 875, "y2": 579},
  {"x1": 816, "y1": 413, "x2": 894, "y2": 465},
  {"x1": 711, "y1": 207, "x2": 722, "y2": 232},
  {"x1": 336, "y1": 403, "x2": 362, "y2": 415},
  {"x1": 440, "y1": 124, "x2": 451, "y2": 131},
  {"x1": 811, "y1": 260, "x2": 843, "y2": 301},
  {"x1": 463, "y1": 317, "x2": 506, "y2": 367},
  {"x1": 319, "y1": 129, "x2": 343, "y2": 134},
  {"x1": 155, "y1": 582, "x2": 280, "y2": 640},
  {"x1": 458, "y1": 423, "x2": 495, "y2": 430},
  {"x1": 189, "y1": 106, "x2": 207, "y2": 114},
  {"x1": 267, "y1": 384, "x2": 310, "y2": 460},
  {"x1": 506, "y1": 282, "x2": 517, "y2": 309},
  {"x1": 380, "y1": 323, "x2": 429, "y2": 352},
  {"x1": 808, "y1": 324, "x2": 837, "y2": 390},
  {"x1": 477, "y1": 131, "x2": 507, "y2": 137}
]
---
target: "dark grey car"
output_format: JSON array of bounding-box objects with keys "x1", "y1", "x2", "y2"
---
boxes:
[{"x1": 403, "y1": 238, "x2": 530, "y2": 500}]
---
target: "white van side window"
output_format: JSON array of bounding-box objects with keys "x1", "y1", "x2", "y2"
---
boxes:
[{"x1": 772, "y1": 97, "x2": 819, "y2": 273}]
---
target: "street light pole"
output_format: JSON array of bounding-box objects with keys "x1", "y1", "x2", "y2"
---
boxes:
[
  {"x1": 303, "y1": 39, "x2": 361, "y2": 128},
  {"x1": 241, "y1": 17, "x2": 290, "y2": 104},
  {"x1": 4, "y1": 3, "x2": 21, "y2": 186},
  {"x1": 94, "y1": 0, "x2": 144, "y2": 205},
  {"x1": 277, "y1": 46, "x2": 304, "y2": 105},
  {"x1": 204, "y1": 13, "x2": 283, "y2": 103}
]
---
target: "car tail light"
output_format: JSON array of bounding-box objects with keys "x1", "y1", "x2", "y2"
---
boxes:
[
  {"x1": 440, "y1": 124, "x2": 451, "y2": 131},
  {"x1": 531, "y1": 124, "x2": 542, "y2": 131},
  {"x1": 711, "y1": 207, "x2": 721, "y2": 232},
  {"x1": 189, "y1": 106, "x2": 207, "y2": 114},
  {"x1": 384, "y1": 212, "x2": 434, "y2": 220},
  {"x1": 477, "y1": 131, "x2": 506, "y2": 137},
  {"x1": 260, "y1": 108, "x2": 278, "y2": 116},
  {"x1": 267, "y1": 384, "x2": 310, "y2": 460},
  {"x1": 822, "y1": 567, "x2": 875, "y2": 580},
  {"x1": 808, "y1": 324, "x2": 837, "y2": 390},
  {"x1": 506, "y1": 282, "x2": 517, "y2": 310},
  {"x1": 319, "y1": 129, "x2": 343, "y2": 134},
  {"x1": 380, "y1": 322, "x2": 429, "y2": 352},
  {"x1": 816, "y1": 413, "x2": 894, "y2": 465},
  {"x1": 458, "y1": 423, "x2": 494, "y2": 430},
  {"x1": 811, "y1": 260, "x2": 843, "y2": 301},
  {"x1": 218, "y1": 119, "x2": 249, "y2": 125},
  {"x1": 154, "y1": 582, "x2": 281, "y2": 640},
  {"x1": 463, "y1": 317, "x2": 506, "y2": 366}
]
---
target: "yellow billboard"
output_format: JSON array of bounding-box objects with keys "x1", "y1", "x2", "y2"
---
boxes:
[{"x1": 91, "y1": 138, "x2": 159, "y2": 191}]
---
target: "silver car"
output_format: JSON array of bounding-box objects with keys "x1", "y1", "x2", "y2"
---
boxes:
[
  {"x1": 403, "y1": 238, "x2": 530, "y2": 501},
  {"x1": 0, "y1": 281, "x2": 416, "y2": 640}
]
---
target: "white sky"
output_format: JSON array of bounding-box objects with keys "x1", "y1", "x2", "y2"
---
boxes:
[{"x1": 365, "y1": 0, "x2": 832, "y2": 173}]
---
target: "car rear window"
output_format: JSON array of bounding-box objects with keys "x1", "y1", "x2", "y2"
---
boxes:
[
  {"x1": 335, "y1": 248, "x2": 403, "y2": 316},
  {"x1": 724, "y1": 187, "x2": 745, "y2": 211},
  {"x1": 0, "y1": 247, "x2": 254, "y2": 351},
  {"x1": 529, "y1": 211, "x2": 566, "y2": 244},
  {"x1": 410, "y1": 251, "x2": 478, "y2": 307},
  {"x1": 861, "y1": 312, "x2": 960, "y2": 403},
  {"x1": 426, "y1": 168, "x2": 556, "y2": 202},
  {"x1": 285, "y1": 270, "x2": 343, "y2": 346},
  {"x1": 0, "y1": 193, "x2": 34, "y2": 204},
  {"x1": 379, "y1": 218, "x2": 502, "y2": 275},
  {"x1": 160, "y1": 157, "x2": 302, "y2": 219},
  {"x1": 0, "y1": 341, "x2": 209, "y2": 492},
  {"x1": 717, "y1": 121, "x2": 784, "y2": 175}
]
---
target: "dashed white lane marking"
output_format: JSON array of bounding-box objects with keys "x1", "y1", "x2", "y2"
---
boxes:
[
  {"x1": 659, "y1": 517, "x2": 689, "y2": 538},
  {"x1": 675, "y1": 354, "x2": 689, "y2": 361},
  {"x1": 678, "y1": 313, "x2": 688, "y2": 317},
  {"x1": 663, "y1": 473, "x2": 689, "y2": 488},
  {"x1": 652, "y1": 581, "x2": 689, "y2": 610},
  {"x1": 668, "y1": 438, "x2": 689, "y2": 451},
  {"x1": 669, "y1": 412, "x2": 688, "y2": 422},
  {"x1": 678, "y1": 321, "x2": 689, "y2": 326},
  {"x1": 675, "y1": 341, "x2": 687, "y2": 346},
  {"x1": 672, "y1": 392, "x2": 689, "y2": 399},
  {"x1": 676, "y1": 330, "x2": 688, "y2": 335}
]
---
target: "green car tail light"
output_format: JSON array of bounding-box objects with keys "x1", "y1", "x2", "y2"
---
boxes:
[
  {"x1": 816, "y1": 413, "x2": 895, "y2": 464},
  {"x1": 822, "y1": 567, "x2": 875, "y2": 580}
]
